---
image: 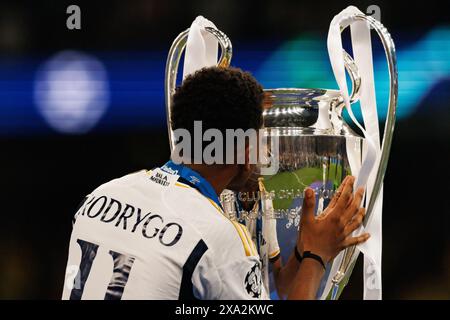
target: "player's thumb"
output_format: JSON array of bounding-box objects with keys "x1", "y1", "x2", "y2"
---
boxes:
[{"x1": 301, "y1": 188, "x2": 316, "y2": 224}]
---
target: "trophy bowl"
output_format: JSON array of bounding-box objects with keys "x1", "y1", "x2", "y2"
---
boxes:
[{"x1": 257, "y1": 87, "x2": 364, "y2": 299}]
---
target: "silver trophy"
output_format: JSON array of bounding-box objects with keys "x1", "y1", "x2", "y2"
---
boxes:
[
  {"x1": 164, "y1": 13, "x2": 397, "y2": 300},
  {"x1": 257, "y1": 13, "x2": 397, "y2": 299}
]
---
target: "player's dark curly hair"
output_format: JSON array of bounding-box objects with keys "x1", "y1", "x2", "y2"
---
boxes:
[{"x1": 171, "y1": 66, "x2": 264, "y2": 137}]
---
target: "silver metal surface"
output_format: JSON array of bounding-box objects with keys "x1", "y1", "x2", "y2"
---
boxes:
[
  {"x1": 262, "y1": 88, "x2": 359, "y2": 137},
  {"x1": 260, "y1": 88, "x2": 364, "y2": 299},
  {"x1": 259, "y1": 14, "x2": 397, "y2": 299}
]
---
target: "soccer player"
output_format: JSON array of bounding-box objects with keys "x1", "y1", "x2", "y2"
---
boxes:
[{"x1": 61, "y1": 67, "x2": 369, "y2": 300}]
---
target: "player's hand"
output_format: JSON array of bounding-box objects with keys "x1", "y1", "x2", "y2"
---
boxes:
[{"x1": 298, "y1": 176, "x2": 370, "y2": 264}]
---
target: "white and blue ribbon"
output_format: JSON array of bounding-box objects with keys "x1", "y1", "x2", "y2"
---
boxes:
[
  {"x1": 182, "y1": 16, "x2": 219, "y2": 80},
  {"x1": 321, "y1": 6, "x2": 384, "y2": 300}
]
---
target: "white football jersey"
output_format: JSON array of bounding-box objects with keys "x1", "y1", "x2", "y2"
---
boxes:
[{"x1": 62, "y1": 165, "x2": 267, "y2": 300}]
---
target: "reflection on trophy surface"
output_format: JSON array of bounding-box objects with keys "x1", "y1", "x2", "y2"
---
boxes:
[{"x1": 271, "y1": 91, "x2": 365, "y2": 297}]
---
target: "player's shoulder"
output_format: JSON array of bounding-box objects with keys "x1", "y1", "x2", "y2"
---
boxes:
[
  {"x1": 85, "y1": 170, "x2": 157, "y2": 200},
  {"x1": 94, "y1": 170, "x2": 148, "y2": 191}
]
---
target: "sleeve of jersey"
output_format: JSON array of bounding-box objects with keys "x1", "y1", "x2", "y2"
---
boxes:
[
  {"x1": 190, "y1": 249, "x2": 268, "y2": 300},
  {"x1": 190, "y1": 250, "x2": 222, "y2": 300},
  {"x1": 216, "y1": 255, "x2": 269, "y2": 300},
  {"x1": 191, "y1": 232, "x2": 270, "y2": 301}
]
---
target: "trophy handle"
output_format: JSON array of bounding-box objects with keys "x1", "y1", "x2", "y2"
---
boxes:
[
  {"x1": 164, "y1": 27, "x2": 233, "y2": 150},
  {"x1": 343, "y1": 50, "x2": 361, "y2": 104},
  {"x1": 330, "y1": 14, "x2": 398, "y2": 295}
]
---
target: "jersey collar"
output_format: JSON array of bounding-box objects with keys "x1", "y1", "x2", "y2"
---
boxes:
[{"x1": 161, "y1": 160, "x2": 223, "y2": 210}]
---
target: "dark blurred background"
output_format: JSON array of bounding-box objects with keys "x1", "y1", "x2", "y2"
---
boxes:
[{"x1": 0, "y1": 0, "x2": 449, "y2": 299}]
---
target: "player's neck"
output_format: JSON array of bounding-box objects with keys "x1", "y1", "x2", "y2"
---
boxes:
[{"x1": 185, "y1": 164, "x2": 235, "y2": 196}]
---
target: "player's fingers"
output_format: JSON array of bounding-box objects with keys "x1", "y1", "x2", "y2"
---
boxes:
[
  {"x1": 344, "y1": 207, "x2": 366, "y2": 237},
  {"x1": 350, "y1": 187, "x2": 365, "y2": 209},
  {"x1": 328, "y1": 176, "x2": 350, "y2": 209},
  {"x1": 316, "y1": 210, "x2": 328, "y2": 220},
  {"x1": 301, "y1": 188, "x2": 316, "y2": 225},
  {"x1": 341, "y1": 233, "x2": 370, "y2": 249},
  {"x1": 342, "y1": 187, "x2": 365, "y2": 222},
  {"x1": 334, "y1": 176, "x2": 355, "y2": 211}
]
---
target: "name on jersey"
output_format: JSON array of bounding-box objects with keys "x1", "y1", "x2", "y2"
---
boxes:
[{"x1": 75, "y1": 195, "x2": 183, "y2": 247}]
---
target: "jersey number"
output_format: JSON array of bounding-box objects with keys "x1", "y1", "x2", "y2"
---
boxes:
[{"x1": 69, "y1": 239, "x2": 135, "y2": 300}]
